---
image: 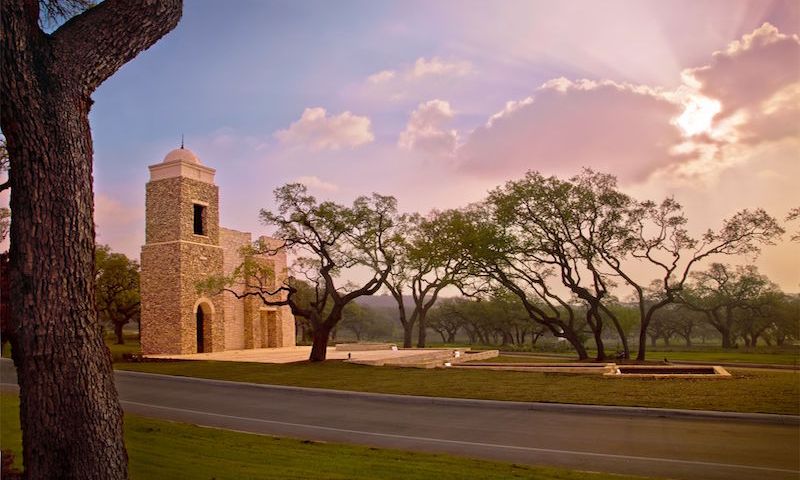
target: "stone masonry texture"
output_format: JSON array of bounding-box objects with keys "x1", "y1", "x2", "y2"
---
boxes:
[{"x1": 141, "y1": 156, "x2": 295, "y2": 355}]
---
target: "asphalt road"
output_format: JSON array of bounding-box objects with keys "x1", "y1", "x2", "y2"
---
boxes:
[{"x1": 1, "y1": 360, "x2": 798, "y2": 480}]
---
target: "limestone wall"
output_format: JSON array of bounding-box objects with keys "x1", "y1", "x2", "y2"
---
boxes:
[
  {"x1": 178, "y1": 178, "x2": 220, "y2": 245},
  {"x1": 178, "y1": 241, "x2": 225, "y2": 353},
  {"x1": 142, "y1": 165, "x2": 294, "y2": 353},
  {"x1": 218, "y1": 228, "x2": 296, "y2": 349},
  {"x1": 142, "y1": 173, "x2": 224, "y2": 355},
  {"x1": 255, "y1": 236, "x2": 296, "y2": 347},
  {"x1": 145, "y1": 177, "x2": 182, "y2": 245},
  {"x1": 140, "y1": 242, "x2": 225, "y2": 354},
  {"x1": 145, "y1": 177, "x2": 220, "y2": 246},
  {"x1": 280, "y1": 304, "x2": 296, "y2": 347},
  {"x1": 220, "y1": 228, "x2": 250, "y2": 350},
  {"x1": 140, "y1": 242, "x2": 182, "y2": 354}
]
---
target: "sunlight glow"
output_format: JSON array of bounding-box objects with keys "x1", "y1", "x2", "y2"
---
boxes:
[{"x1": 675, "y1": 94, "x2": 721, "y2": 136}]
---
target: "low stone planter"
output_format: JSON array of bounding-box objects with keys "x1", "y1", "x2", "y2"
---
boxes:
[
  {"x1": 335, "y1": 343, "x2": 397, "y2": 352},
  {"x1": 604, "y1": 364, "x2": 732, "y2": 378}
]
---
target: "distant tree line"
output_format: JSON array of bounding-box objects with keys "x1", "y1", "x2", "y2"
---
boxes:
[{"x1": 420, "y1": 270, "x2": 799, "y2": 351}]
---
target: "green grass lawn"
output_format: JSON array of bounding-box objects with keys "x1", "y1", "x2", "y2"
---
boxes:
[
  {"x1": 2, "y1": 334, "x2": 140, "y2": 362},
  {"x1": 433, "y1": 342, "x2": 800, "y2": 365},
  {"x1": 116, "y1": 360, "x2": 800, "y2": 415},
  {"x1": 0, "y1": 394, "x2": 654, "y2": 480},
  {"x1": 491, "y1": 350, "x2": 800, "y2": 366},
  {"x1": 107, "y1": 337, "x2": 142, "y2": 363},
  {"x1": 631, "y1": 348, "x2": 799, "y2": 366}
]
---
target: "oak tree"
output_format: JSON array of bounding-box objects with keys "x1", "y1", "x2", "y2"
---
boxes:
[
  {"x1": 377, "y1": 210, "x2": 470, "y2": 348},
  {"x1": 457, "y1": 202, "x2": 593, "y2": 359},
  {"x1": 602, "y1": 201, "x2": 783, "y2": 359},
  {"x1": 1, "y1": 0, "x2": 181, "y2": 476},
  {"x1": 95, "y1": 245, "x2": 140, "y2": 345},
  {"x1": 202, "y1": 184, "x2": 398, "y2": 361},
  {"x1": 680, "y1": 264, "x2": 778, "y2": 348}
]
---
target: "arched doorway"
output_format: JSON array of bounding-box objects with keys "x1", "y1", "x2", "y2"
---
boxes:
[
  {"x1": 196, "y1": 306, "x2": 205, "y2": 353},
  {"x1": 194, "y1": 301, "x2": 214, "y2": 353}
]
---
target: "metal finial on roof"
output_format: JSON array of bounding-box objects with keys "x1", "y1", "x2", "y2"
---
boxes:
[{"x1": 180, "y1": 134, "x2": 185, "y2": 149}]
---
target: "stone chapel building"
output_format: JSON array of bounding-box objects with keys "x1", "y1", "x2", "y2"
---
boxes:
[{"x1": 140, "y1": 147, "x2": 295, "y2": 355}]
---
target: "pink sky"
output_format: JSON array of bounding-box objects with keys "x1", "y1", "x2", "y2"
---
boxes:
[{"x1": 2, "y1": 1, "x2": 796, "y2": 291}]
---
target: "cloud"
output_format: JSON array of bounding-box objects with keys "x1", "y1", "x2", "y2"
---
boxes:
[
  {"x1": 274, "y1": 107, "x2": 374, "y2": 151},
  {"x1": 398, "y1": 100, "x2": 458, "y2": 157},
  {"x1": 367, "y1": 69, "x2": 396, "y2": 84},
  {"x1": 458, "y1": 23, "x2": 800, "y2": 184},
  {"x1": 294, "y1": 175, "x2": 339, "y2": 192},
  {"x1": 410, "y1": 57, "x2": 473, "y2": 79},
  {"x1": 458, "y1": 79, "x2": 684, "y2": 182},
  {"x1": 365, "y1": 56, "x2": 473, "y2": 85},
  {"x1": 659, "y1": 23, "x2": 800, "y2": 178},
  {"x1": 683, "y1": 23, "x2": 800, "y2": 122}
]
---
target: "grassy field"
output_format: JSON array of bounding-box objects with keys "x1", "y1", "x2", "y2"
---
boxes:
[
  {"x1": 107, "y1": 337, "x2": 141, "y2": 362},
  {"x1": 436, "y1": 343, "x2": 800, "y2": 365},
  {"x1": 629, "y1": 348, "x2": 799, "y2": 366},
  {"x1": 0, "y1": 394, "x2": 654, "y2": 480},
  {"x1": 1, "y1": 334, "x2": 140, "y2": 362},
  {"x1": 116, "y1": 360, "x2": 800, "y2": 415}
]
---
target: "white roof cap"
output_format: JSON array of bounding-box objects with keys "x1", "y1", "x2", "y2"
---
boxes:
[{"x1": 163, "y1": 147, "x2": 200, "y2": 164}]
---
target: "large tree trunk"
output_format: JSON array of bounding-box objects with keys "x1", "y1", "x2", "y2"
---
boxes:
[
  {"x1": 416, "y1": 311, "x2": 427, "y2": 348},
  {"x1": 593, "y1": 331, "x2": 606, "y2": 360},
  {"x1": 399, "y1": 304, "x2": 414, "y2": 349},
  {"x1": 5, "y1": 74, "x2": 129, "y2": 479},
  {"x1": 1, "y1": 1, "x2": 182, "y2": 478},
  {"x1": 637, "y1": 322, "x2": 650, "y2": 361},
  {"x1": 587, "y1": 310, "x2": 606, "y2": 361},
  {"x1": 114, "y1": 321, "x2": 126, "y2": 345},
  {"x1": 402, "y1": 322, "x2": 413, "y2": 348},
  {"x1": 603, "y1": 307, "x2": 629, "y2": 359},
  {"x1": 720, "y1": 328, "x2": 733, "y2": 348},
  {"x1": 310, "y1": 324, "x2": 333, "y2": 361},
  {"x1": 562, "y1": 330, "x2": 588, "y2": 360}
]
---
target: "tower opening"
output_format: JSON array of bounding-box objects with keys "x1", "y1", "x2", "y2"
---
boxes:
[{"x1": 193, "y1": 204, "x2": 206, "y2": 235}]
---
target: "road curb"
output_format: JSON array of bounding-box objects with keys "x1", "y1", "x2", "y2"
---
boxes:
[{"x1": 113, "y1": 368, "x2": 800, "y2": 426}]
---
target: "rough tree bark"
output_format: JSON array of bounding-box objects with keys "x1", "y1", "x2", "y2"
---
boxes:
[
  {"x1": 386, "y1": 283, "x2": 414, "y2": 348},
  {"x1": 416, "y1": 310, "x2": 428, "y2": 347},
  {"x1": 310, "y1": 323, "x2": 334, "y2": 362},
  {"x1": 1, "y1": 1, "x2": 181, "y2": 478}
]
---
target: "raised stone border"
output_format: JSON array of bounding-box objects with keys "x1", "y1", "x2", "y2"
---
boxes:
[
  {"x1": 346, "y1": 349, "x2": 501, "y2": 369},
  {"x1": 451, "y1": 362, "x2": 731, "y2": 378},
  {"x1": 335, "y1": 343, "x2": 397, "y2": 352},
  {"x1": 449, "y1": 350, "x2": 500, "y2": 364},
  {"x1": 605, "y1": 364, "x2": 732, "y2": 378},
  {"x1": 452, "y1": 362, "x2": 615, "y2": 374}
]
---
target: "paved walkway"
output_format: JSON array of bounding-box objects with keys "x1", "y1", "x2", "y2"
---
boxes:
[{"x1": 146, "y1": 346, "x2": 444, "y2": 364}]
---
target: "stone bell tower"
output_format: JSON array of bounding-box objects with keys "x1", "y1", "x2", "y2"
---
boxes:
[{"x1": 140, "y1": 147, "x2": 225, "y2": 354}]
